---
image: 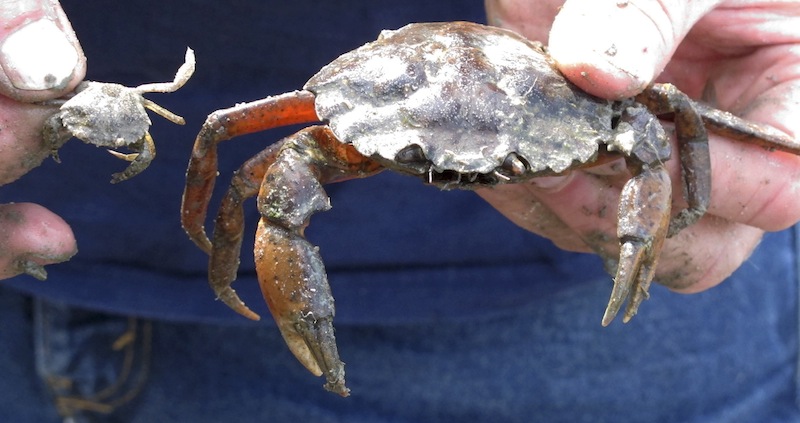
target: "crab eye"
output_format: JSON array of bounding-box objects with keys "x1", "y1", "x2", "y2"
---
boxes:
[
  {"x1": 499, "y1": 152, "x2": 528, "y2": 176},
  {"x1": 395, "y1": 144, "x2": 427, "y2": 164}
]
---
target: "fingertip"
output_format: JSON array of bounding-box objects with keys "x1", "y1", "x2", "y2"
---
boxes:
[
  {"x1": 548, "y1": 0, "x2": 675, "y2": 99},
  {"x1": 0, "y1": 202, "x2": 77, "y2": 281},
  {"x1": 0, "y1": 1, "x2": 86, "y2": 102}
]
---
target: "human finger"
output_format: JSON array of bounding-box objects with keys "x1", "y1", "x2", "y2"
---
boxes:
[
  {"x1": 0, "y1": 95, "x2": 60, "y2": 185},
  {"x1": 0, "y1": 202, "x2": 77, "y2": 280},
  {"x1": 484, "y1": 0, "x2": 561, "y2": 42},
  {"x1": 0, "y1": 0, "x2": 86, "y2": 102},
  {"x1": 517, "y1": 165, "x2": 765, "y2": 291},
  {"x1": 684, "y1": 130, "x2": 800, "y2": 233},
  {"x1": 548, "y1": 0, "x2": 723, "y2": 98},
  {"x1": 654, "y1": 215, "x2": 763, "y2": 293},
  {"x1": 476, "y1": 179, "x2": 596, "y2": 254}
]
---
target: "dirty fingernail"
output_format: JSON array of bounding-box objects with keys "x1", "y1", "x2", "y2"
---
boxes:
[
  {"x1": 16, "y1": 258, "x2": 48, "y2": 280},
  {"x1": 0, "y1": 18, "x2": 80, "y2": 91},
  {"x1": 13, "y1": 249, "x2": 77, "y2": 281}
]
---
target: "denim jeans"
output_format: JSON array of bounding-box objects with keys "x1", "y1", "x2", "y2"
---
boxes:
[{"x1": 1, "y1": 227, "x2": 798, "y2": 423}]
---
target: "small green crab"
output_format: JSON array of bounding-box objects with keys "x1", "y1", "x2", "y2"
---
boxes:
[{"x1": 44, "y1": 48, "x2": 195, "y2": 183}]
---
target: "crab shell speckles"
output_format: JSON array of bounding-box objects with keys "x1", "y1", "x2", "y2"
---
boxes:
[
  {"x1": 58, "y1": 81, "x2": 151, "y2": 149},
  {"x1": 305, "y1": 21, "x2": 616, "y2": 176}
]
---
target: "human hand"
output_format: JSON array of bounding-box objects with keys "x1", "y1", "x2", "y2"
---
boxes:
[
  {"x1": 0, "y1": 0, "x2": 85, "y2": 280},
  {"x1": 479, "y1": 0, "x2": 800, "y2": 293}
]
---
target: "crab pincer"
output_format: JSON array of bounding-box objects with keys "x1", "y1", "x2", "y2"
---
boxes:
[
  {"x1": 183, "y1": 91, "x2": 380, "y2": 396},
  {"x1": 602, "y1": 85, "x2": 713, "y2": 324}
]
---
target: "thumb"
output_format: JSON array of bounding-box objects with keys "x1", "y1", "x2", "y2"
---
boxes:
[
  {"x1": 0, "y1": 0, "x2": 86, "y2": 102},
  {"x1": 548, "y1": 0, "x2": 721, "y2": 99}
]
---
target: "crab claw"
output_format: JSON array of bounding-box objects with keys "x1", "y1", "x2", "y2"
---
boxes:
[
  {"x1": 255, "y1": 220, "x2": 349, "y2": 396},
  {"x1": 109, "y1": 132, "x2": 156, "y2": 183},
  {"x1": 188, "y1": 125, "x2": 380, "y2": 395},
  {"x1": 107, "y1": 150, "x2": 138, "y2": 162},
  {"x1": 602, "y1": 165, "x2": 671, "y2": 326}
]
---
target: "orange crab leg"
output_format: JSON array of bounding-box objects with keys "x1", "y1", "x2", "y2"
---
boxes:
[
  {"x1": 204, "y1": 143, "x2": 284, "y2": 321},
  {"x1": 253, "y1": 127, "x2": 381, "y2": 396},
  {"x1": 181, "y1": 90, "x2": 318, "y2": 254},
  {"x1": 206, "y1": 125, "x2": 381, "y2": 396}
]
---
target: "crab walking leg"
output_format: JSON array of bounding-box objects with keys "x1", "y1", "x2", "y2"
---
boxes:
[
  {"x1": 142, "y1": 98, "x2": 186, "y2": 125},
  {"x1": 134, "y1": 48, "x2": 196, "y2": 95},
  {"x1": 636, "y1": 84, "x2": 711, "y2": 236},
  {"x1": 205, "y1": 143, "x2": 285, "y2": 321},
  {"x1": 252, "y1": 126, "x2": 382, "y2": 396},
  {"x1": 640, "y1": 83, "x2": 800, "y2": 156},
  {"x1": 693, "y1": 101, "x2": 800, "y2": 155},
  {"x1": 602, "y1": 165, "x2": 672, "y2": 326},
  {"x1": 109, "y1": 132, "x2": 156, "y2": 183},
  {"x1": 205, "y1": 126, "x2": 380, "y2": 322},
  {"x1": 181, "y1": 90, "x2": 318, "y2": 254}
]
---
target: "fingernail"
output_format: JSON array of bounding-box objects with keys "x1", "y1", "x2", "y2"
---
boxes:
[
  {"x1": 14, "y1": 248, "x2": 76, "y2": 280},
  {"x1": 0, "y1": 18, "x2": 80, "y2": 90},
  {"x1": 16, "y1": 258, "x2": 47, "y2": 280}
]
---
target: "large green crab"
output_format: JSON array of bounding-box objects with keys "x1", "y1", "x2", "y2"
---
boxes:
[{"x1": 180, "y1": 22, "x2": 799, "y2": 396}]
